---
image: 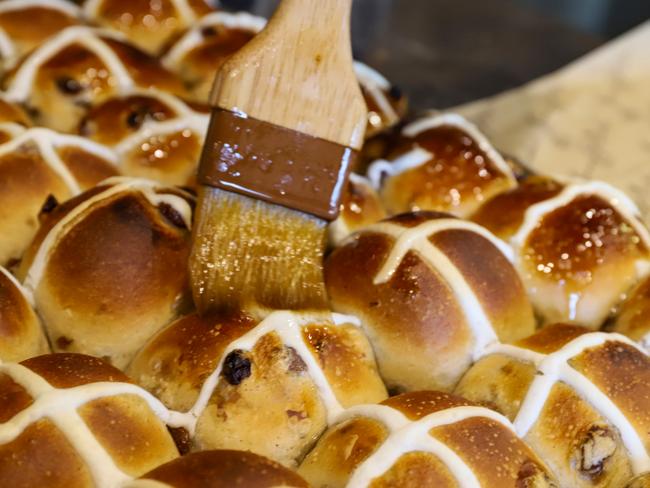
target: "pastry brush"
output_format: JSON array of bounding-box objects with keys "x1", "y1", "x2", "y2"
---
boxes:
[{"x1": 190, "y1": 0, "x2": 367, "y2": 315}]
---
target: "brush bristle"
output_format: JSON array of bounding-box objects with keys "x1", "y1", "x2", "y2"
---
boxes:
[{"x1": 190, "y1": 187, "x2": 329, "y2": 314}]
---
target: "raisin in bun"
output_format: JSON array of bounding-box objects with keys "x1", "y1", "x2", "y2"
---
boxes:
[
  {"x1": 299, "y1": 390, "x2": 556, "y2": 488},
  {"x1": 16, "y1": 177, "x2": 194, "y2": 369},
  {"x1": 0, "y1": 353, "x2": 179, "y2": 487},
  {"x1": 329, "y1": 173, "x2": 386, "y2": 246},
  {"x1": 473, "y1": 178, "x2": 650, "y2": 329},
  {"x1": 354, "y1": 61, "x2": 407, "y2": 139},
  {"x1": 325, "y1": 211, "x2": 535, "y2": 392},
  {"x1": 78, "y1": 89, "x2": 208, "y2": 185},
  {"x1": 367, "y1": 113, "x2": 517, "y2": 218},
  {"x1": 128, "y1": 310, "x2": 387, "y2": 467},
  {"x1": 127, "y1": 450, "x2": 309, "y2": 488},
  {"x1": 0, "y1": 0, "x2": 81, "y2": 72},
  {"x1": 83, "y1": 0, "x2": 213, "y2": 55},
  {"x1": 456, "y1": 323, "x2": 650, "y2": 487},
  {"x1": 0, "y1": 266, "x2": 49, "y2": 362},
  {"x1": 3, "y1": 26, "x2": 186, "y2": 133},
  {"x1": 0, "y1": 127, "x2": 118, "y2": 266},
  {"x1": 162, "y1": 11, "x2": 266, "y2": 103}
]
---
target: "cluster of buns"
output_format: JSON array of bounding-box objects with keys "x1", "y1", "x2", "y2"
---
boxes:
[{"x1": 0, "y1": 1, "x2": 649, "y2": 487}]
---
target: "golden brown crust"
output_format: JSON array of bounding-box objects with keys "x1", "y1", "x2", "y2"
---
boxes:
[
  {"x1": 0, "y1": 372, "x2": 33, "y2": 423},
  {"x1": 0, "y1": 267, "x2": 49, "y2": 362},
  {"x1": 326, "y1": 231, "x2": 473, "y2": 392},
  {"x1": 431, "y1": 417, "x2": 554, "y2": 487},
  {"x1": 128, "y1": 312, "x2": 257, "y2": 411},
  {"x1": 626, "y1": 473, "x2": 650, "y2": 488},
  {"x1": 519, "y1": 194, "x2": 650, "y2": 328},
  {"x1": 379, "y1": 125, "x2": 514, "y2": 217},
  {"x1": 471, "y1": 176, "x2": 563, "y2": 240},
  {"x1": 381, "y1": 390, "x2": 474, "y2": 419},
  {"x1": 369, "y1": 452, "x2": 457, "y2": 488},
  {"x1": 334, "y1": 177, "x2": 386, "y2": 237},
  {"x1": 325, "y1": 213, "x2": 534, "y2": 392},
  {"x1": 456, "y1": 324, "x2": 650, "y2": 486},
  {"x1": 428, "y1": 229, "x2": 534, "y2": 342},
  {"x1": 0, "y1": 419, "x2": 94, "y2": 488},
  {"x1": 0, "y1": 4, "x2": 79, "y2": 62},
  {"x1": 610, "y1": 276, "x2": 650, "y2": 341},
  {"x1": 89, "y1": 0, "x2": 213, "y2": 54},
  {"x1": 22, "y1": 353, "x2": 130, "y2": 388},
  {"x1": 79, "y1": 94, "x2": 179, "y2": 145},
  {"x1": 302, "y1": 322, "x2": 388, "y2": 407},
  {"x1": 0, "y1": 141, "x2": 74, "y2": 265},
  {"x1": 56, "y1": 145, "x2": 119, "y2": 189},
  {"x1": 298, "y1": 417, "x2": 389, "y2": 487},
  {"x1": 78, "y1": 395, "x2": 179, "y2": 476},
  {"x1": 0, "y1": 98, "x2": 32, "y2": 126},
  {"x1": 137, "y1": 450, "x2": 309, "y2": 488},
  {"x1": 300, "y1": 390, "x2": 556, "y2": 488}
]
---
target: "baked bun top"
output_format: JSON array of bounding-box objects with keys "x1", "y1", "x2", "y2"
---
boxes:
[
  {"x1": 128, "y1": 450, "x2": 309, "y2": 488},
  {"x1": 0, "y1": 353, "x2": 179, "y2": 487},
  {"x1": 463, "y1": 324, "x2": 650, "y2": 477},
  {"x1": 0, "y1": 127, "x2": 118, "y2": 265},
  {"x1": 3, "y1": 26, "x2": 186, "y2": 132},
  {"x1": 78, "y1": 89, "x2": 208, "y2": 185},
  {"x1": 325, "y1": 211, "x2": 535, "y2": 391},
  {"x1": 16, "y1": 177, "x2": 194, "y2": 368},
  {"x1": 475, "y1": 178, "x2": 650, "y2": 328},
  {"x1": 299, "y1": 390, "x2": 556, "y2": 487},
  {"x1": 367, "y1": 113, "x2": 516, "y2": 217},
  {"x1": 162, "y1": 11, "x2": 265, "y2": 103},
  {"x1": 0, "y1": 0, "x2": 81, "y2": 71},
  {"x1": 83, "y1": 0, "x2": 213, "y2": 55},
  {"x1": 0, "y1": 266, "x2": 49, "y2": 362}
]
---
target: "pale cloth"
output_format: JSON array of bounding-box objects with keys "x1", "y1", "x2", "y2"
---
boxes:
[{"x1": 454, "y1": 21, "x2": 650, "y2": 216}]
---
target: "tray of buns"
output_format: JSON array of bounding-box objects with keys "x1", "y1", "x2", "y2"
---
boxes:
[{"x1": 0, "y1": 1, "x2": 649, "y2": 487}]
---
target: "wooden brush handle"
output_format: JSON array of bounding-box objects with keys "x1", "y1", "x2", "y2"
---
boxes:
[{"x1": 210, "y1": 0, "x2": 367, "y2": 150}]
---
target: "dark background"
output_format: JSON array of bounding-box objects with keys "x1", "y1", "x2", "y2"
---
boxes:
[{"x1": 220, "y1": 0, "x2": 650, "y2": 109}]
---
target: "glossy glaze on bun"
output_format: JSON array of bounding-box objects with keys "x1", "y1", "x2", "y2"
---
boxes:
[
  {"x1": 83, "y1": 0, "x2": 213, "y2": 55},
  {"x1": 325, "y1": 211, "x2": 535, "y2": 392},
  {"x1": 473, "y1": 177, "x2": 650, "y2": 329},
  {"x1": 367, "y1": 113, "x2": 517, "y2": 218},
  {"x1": 3, "y1": 26, "x2": 186, "y2": 132},
  {"x1": 299, "y1": 390, "x2": 556, "y2": 487},
  {"x1": 129, "y1": 310, "x2": 387, "y2": 467},
  {"x1": 456, "y1": 323, "x2": 650, "y2": 487}
]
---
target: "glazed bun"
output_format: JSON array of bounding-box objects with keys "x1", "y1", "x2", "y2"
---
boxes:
[
  {"x1": 17, "y1": 177, "x2": 194, "y2": 369},
  {"x1": 0, "y1": 266, "x2": 49, "y2": 362},
  {"x1": 473, "y1": 178, "x2": 650, "y2": 329},
  {"x1": 609, "y1": 275, "x2": 650, "y2": 348},
  {"x1": 3, "y1": 26, "x2": 186, "y2": 132},
  {"x1": 0, "y1": 353, "x2": 179, "y2": 487},
  {"x1": 79, "y1": 89, "x2": 208, "y2": 185},
  {"x1": 128, "y1": 310, "x2": 387, "y2": 467},
  {"x1": 299, "y1": 390, "x2": 556, "y2": 487},
  {"x1": 0, "y1": 127, "x2": 118, "y2": 266},
  {"x1": 456, "y1": 323, "x2": 650, "y2": 487},
  {"x1": 127, "y1": 450, "x2": 309, "y2": 488},
  {"x1": 162, "y1": 11, "x2": 266, "y2": 102},
  {"x1": 329, "y1": 173, "x2": 386, "y2": 246},
  {"x1": 354, "y1": 62, "x2": 407, "y2": 139},
  {"x1": 367, "y1": 113, "x2": 517, "y2": 218},
  {"x1": 83, "y1": 0, "x2": 213, "y2": 55},
  {"x1": 325, "y1": 211, "x2": 535, "y2": 392},
  {"x1": 0, "y1": 0, "x2": 81, "y2": 72}
]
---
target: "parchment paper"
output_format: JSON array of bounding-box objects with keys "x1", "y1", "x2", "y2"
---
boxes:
[{"x1": 454, "y1": 21, "x2": 650, "y2": 215}]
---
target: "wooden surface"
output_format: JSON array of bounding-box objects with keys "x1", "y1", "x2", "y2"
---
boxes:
[{"x1": 211, "y1": 0, "x2": 367, "y2": 149}]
